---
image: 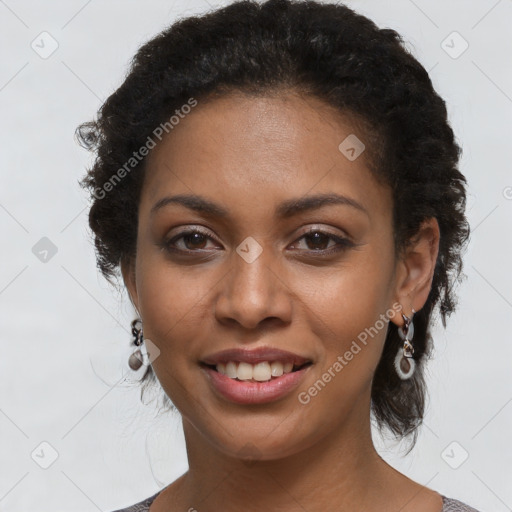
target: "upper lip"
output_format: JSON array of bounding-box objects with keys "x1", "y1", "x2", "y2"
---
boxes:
[{"x1": 201, "y1": 346, "x2": 312, "y2": 366}]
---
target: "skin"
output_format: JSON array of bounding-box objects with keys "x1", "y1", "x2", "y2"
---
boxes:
[{"x1": 122, "y1": 90, "x2": 442, "y2": 512}]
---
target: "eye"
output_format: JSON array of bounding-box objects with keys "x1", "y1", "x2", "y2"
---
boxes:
[
  {"x1": 163, "y1": 228, "x2": 220, "y2": 253},
  {"x1": 162, "y1": 227, "x2": 354, "y2": 256},
  {"x1": 290, "y1": 229, "x2": 354, "y2": 255}
]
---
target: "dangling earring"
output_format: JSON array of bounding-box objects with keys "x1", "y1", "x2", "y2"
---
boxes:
[
  {"x1": 128, "y1": 318, "x2": 144, "y2": 371},
  {"x1": 394, "y1": 308, "x2": 416, "y2": 380}
]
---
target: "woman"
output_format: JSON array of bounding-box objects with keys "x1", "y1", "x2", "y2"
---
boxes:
[{"x1": 77, "y1": 1, "x2": 480, "y2": 510}]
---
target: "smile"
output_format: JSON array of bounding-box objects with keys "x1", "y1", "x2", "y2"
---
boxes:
[
  {"x1": 206, "y1": 360, "x2": 312, "y2": 382},
  {"x1": 200, "y1": 361, "x2": 313, "y2": 405}
]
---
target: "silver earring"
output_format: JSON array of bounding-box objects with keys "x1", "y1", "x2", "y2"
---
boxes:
[
  {"x1": 128, "y1": 319, "x2": 144, "y2": 371},
  {"x1": 394, "y1": 308, "x2": 416, "y2": 380}
]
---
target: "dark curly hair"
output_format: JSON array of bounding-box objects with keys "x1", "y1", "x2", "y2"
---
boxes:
[{"x1": 77, "y1": 0, "x2": 470, "y2": 451}]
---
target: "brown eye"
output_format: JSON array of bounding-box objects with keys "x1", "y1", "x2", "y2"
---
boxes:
[
  {"x1": 291, "y1": 229, "x2": 354, "y2": 255},
  {"x1": 302, "y1": 231, "x2": 332, "y2": 250},
  {"x1": 180, "y1": 232, "x2": 208, "y2": 250},
  {"x1": 164, "y1": 228, "x2": 219, "y2": 253}
]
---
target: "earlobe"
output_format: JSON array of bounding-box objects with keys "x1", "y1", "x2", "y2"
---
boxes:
[{"x1": 391, "y1": 217, "x2": 440, "y2": 327}]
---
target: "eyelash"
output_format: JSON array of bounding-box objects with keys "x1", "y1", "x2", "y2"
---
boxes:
[{"x1": 162, "y1": 227, "x2": 354, "y2": 256}]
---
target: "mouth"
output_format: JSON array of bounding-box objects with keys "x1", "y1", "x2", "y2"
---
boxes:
[
  {"x1": 200, "y1": 358, "x2": 313, "y2": 405},
  {"x1": 200, "y1": 360, "x2": 313, "y2": 383},
  {"x1": 199, "y1": 346, "x2": 314, "y2": 403}
]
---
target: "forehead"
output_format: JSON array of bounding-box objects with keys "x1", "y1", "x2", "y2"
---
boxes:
[{"x1": 141, "y1": 91, "x2": 392, "y2": 223}]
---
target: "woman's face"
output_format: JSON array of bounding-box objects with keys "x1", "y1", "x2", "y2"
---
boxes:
[{"x1": 124, "y1": 91, "x2": 412, "y2": 461}]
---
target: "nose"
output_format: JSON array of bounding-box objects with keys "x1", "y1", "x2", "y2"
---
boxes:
[{"x1": 214, "y1": 241, "x2": 292, "y2": 330}]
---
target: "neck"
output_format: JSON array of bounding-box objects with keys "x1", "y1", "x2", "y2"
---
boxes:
[{"x1": 173, "y1": 394, "x2": 397, "y2": 512}]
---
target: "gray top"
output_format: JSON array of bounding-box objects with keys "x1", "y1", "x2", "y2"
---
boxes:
[{"x1": 111, "y1": 489, "x2": 483, "y2": 511}]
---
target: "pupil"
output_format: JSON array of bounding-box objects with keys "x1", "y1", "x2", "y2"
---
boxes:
[
  {"x1": 185, "y1": 233, "x2": 206, "y2": 249},
  {"x1": 308, "y1": 232, "x2": 328, "y2": 250}
]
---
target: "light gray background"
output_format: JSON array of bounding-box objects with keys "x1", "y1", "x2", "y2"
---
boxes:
[{"x1": 1, "y1": 0, "x2": 511, "y2": 511}]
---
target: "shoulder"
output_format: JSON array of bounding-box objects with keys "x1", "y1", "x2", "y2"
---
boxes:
[
  {"x1": 110, "y1": 489, "x2": 163, "y2": 512},
  {"x1": 441, "y1": 495, "x2": 483, "y2": 512}
]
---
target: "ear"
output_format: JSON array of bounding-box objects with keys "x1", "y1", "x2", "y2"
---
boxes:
[
  {"x1": 121, "y1": 256, "x2": 140, "y2": 316},
  {"x1": 391, "y1": 217, "x2": 440, "y2": 328}
]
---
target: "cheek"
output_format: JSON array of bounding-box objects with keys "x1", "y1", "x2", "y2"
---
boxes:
[
  {"x1": 137, "y1": 269, "x2": 208, "y2": 410},
  {"x1": 295, "y1": 274, "x2": 391, "y2": 422},
  {"x1": 301, "y1": 252, "x2": 394, "y2": 371},
  {"x1": 135, "y1": 258, "x2": 212, "y2": 371}
]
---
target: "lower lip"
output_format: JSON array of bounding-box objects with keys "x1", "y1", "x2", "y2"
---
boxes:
[{"x1": 201, "y1": 365, "x2": 312, "y2": 405}]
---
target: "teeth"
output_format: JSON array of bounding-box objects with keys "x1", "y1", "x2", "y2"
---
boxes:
[
  {"x1": 270, "y1": 361, "x2": 284, "y2": 377},
  {"x1": 252, "y1": 362, "x2": 271, "y2": 381},
  {"x1": 237, "y1": 362, "x2": 254, "y2": 381},
  {"x1": 225, "y1": 361, "x2": 237, "y2": 378},
  {"x1": 214, "y1": 360, "x2": 301, "y2": 381}
]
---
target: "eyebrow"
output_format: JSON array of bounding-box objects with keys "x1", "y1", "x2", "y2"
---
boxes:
[{"x1": 150, "y1": 192, "x2": 369, "y2": 219}]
